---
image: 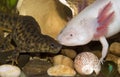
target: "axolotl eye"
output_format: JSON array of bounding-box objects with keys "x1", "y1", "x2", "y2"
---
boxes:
[{"x1": 70, "y1": 34, "x2": 73, "y2": 37}]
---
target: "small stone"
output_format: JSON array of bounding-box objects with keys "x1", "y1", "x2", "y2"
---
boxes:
[
  {"x1": 109, "y1": 42, "x2": 120, "y2": 56},
  {"x1": 22, "y1": 58, "x2": 52, "y2": 76},
  {"x1": 106, "y1": 53, "x2": 119, "y2": 64},
  {"x1": 117, "y1": 58, "x2": 120, "y2": 74},
  {"x1": 74, "y1": 52, "x2": 101, "y2": 75},
  {"x1": 92, "y1": 50, "x2": 102, "y2": 59},
  {"x1": 53, "y1": 55, "x2": 73, "y2": 68},
  {"x1": 47, "y1": 65, "x2": 76, "y2": 76},
  {"x1": 0, "y1": 64, "x2": 21, "y2": 77},
  {"x1": 61, "y1": 49, "x2": 77, "y2": 59}
]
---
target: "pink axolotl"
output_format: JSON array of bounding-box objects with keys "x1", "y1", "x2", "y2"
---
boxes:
[{"x1": 57, "y1": 0, "x2": 120, "y2": 63}]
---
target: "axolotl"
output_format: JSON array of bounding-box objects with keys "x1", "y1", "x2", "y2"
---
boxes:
[{"x1": 57, "y1": 0, "x2": 120, "y2": 63}]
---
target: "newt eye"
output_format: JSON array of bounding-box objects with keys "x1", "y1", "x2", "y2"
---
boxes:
[{"x1": 50, "y1": 43, "x2": 55, "y2": 48}]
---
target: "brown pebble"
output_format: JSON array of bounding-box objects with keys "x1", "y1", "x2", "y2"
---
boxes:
[
  {"x1": 92, "y1": 50, "x2": 102, "y2": 59},
  {"x1": 61, "y1": 49, "x2": 77, "y2": 59},
  {"x1": 117, "y1": 58, "x2": 120, "y2": 74},
  {"x1": 53, "y1": 55, "x2": 74, "y2": 68},
  {"x1": 47, "y1": 65, "x2": 76, "y2": 76},
  {"x1": 22, "y1": 58, "x2": 52, "y2": 76},
  {"x1": 109, "y1": 42, "x2": 120, "y2": 56},
  {"x1": 106, "y1": 53, "x2": 119, "y2": 64}
]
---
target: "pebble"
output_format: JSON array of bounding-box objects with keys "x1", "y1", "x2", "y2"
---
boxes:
[
  {"x1": 109, "y1": 42, "x2": 120, "y2": 56},
  {"x1": 61, "y1": 49, "x2": 77, "y2": 59},
  {"x1": 92, "y1": 50, "x2": 102, "y2": 59},
  {"x1": 92, "y1": 50, "x2": 119, "y2": 64},
  {"x1": 53, "y1": 55, "x2": 74, "y2": 68},
  {"x1": 0, "y1": 64, "x2": 21, "y2": 77},
  {"x1": 47, "y1": 65, "x2": 76, "y2": 76},
  {"x1": 117, "y1": 58, "x2": 120, "y2": 74},
  {"x1": 106, "y1": 53, "x2": 119, "y2": 64},
  {"x1": 22, "y1": 58, "x2": 52, "y2": 76},
  {"x1": 74, "y1": 52, "x2": 101, "y2": 75}
]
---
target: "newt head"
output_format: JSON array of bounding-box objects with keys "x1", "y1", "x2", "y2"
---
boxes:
[{"x1": 37, "y1": 35, "x2": 62, "y2": 54}]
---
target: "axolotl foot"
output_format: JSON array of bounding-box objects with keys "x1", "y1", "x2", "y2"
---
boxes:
[{"x1": 99, "y1": 57, "x2": 105, "y2": 64}]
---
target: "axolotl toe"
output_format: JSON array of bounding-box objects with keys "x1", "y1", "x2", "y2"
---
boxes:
[{"x1": 57, "y1": 0, "x2": 120, "y2": 64}]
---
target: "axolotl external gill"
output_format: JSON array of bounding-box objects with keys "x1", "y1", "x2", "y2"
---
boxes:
[{"x1": 57, "y1": 0, "x2": 120, "y2": 63}]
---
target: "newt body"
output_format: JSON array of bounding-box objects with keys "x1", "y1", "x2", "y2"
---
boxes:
[{"x1": 0, "y1": 13, "x2": 62, "y2": 54}]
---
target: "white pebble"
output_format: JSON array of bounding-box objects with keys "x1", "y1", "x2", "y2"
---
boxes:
[
  {"x1": 74, "y1": 52, "x2": 101, "y2": 75},
  {"x1": 0, "y1": 64, "x2": 21, "y2": 77}
]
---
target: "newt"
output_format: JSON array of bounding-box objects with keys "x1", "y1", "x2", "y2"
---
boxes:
[{"x1": 0, "y1": 12, "x2": 62, "y2": 63}]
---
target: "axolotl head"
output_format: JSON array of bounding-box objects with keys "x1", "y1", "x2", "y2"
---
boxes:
[{"x1": 57, "y1": 17, "x2": 97, "y2": 46}]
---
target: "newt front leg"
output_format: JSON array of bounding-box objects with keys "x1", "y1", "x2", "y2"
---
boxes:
[{"x1": 7, "y1": 49, "x2": 20, "y2": 65}]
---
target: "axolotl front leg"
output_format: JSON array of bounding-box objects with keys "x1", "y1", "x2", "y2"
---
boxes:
[
  {"x1": 94, "y1": 2, "x2": 115, "y2": 63},
  {"x1": 99, "y1": 37, "x2": 108, "y2": 63}
]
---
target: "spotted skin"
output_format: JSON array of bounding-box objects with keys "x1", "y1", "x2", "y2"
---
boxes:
[{"x1": 0, "y1": 13, "x2": 62, "y2": 54}]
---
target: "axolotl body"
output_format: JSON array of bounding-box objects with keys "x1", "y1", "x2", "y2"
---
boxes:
[{"x1": 57, "y1": 0, "x2": 120, "y2": 63}]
